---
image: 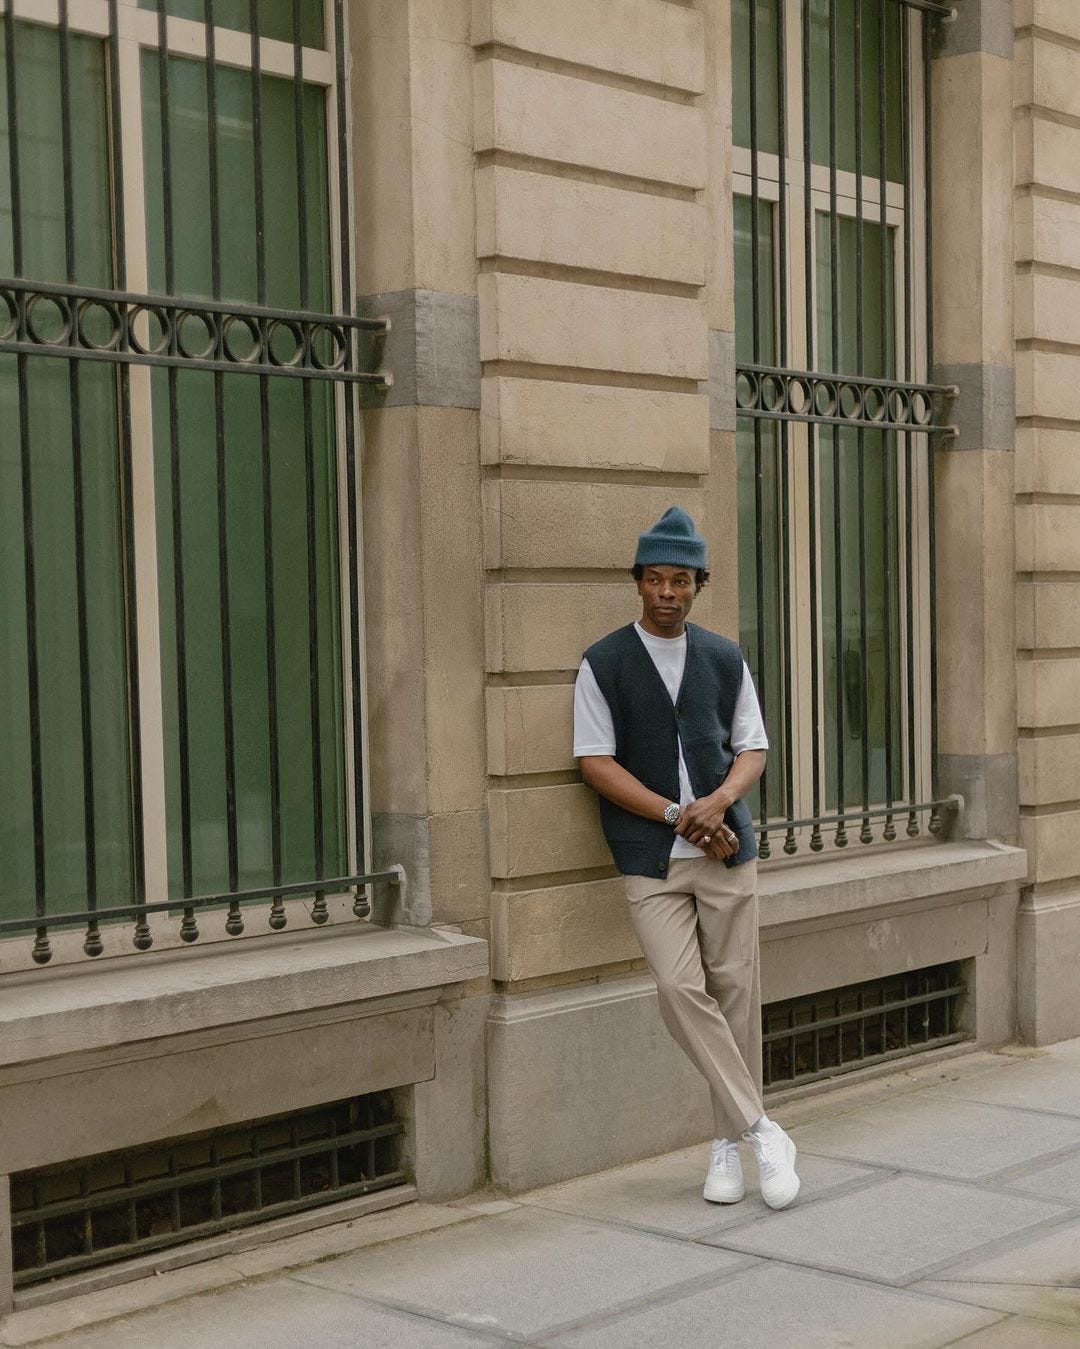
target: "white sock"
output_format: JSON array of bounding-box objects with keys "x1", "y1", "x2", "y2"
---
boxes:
[{"x1": 749, "y1": 1114, "x2": 773, "y2": 1138}]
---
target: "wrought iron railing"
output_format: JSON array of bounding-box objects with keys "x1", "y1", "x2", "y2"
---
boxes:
[{"x1": 733, "y1": 0, "x2": 958, "y2": 859}]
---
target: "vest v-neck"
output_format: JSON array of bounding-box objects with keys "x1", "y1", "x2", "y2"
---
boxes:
[{"x1": 632, "y1": 620, "x2": 695, "y2": 709}]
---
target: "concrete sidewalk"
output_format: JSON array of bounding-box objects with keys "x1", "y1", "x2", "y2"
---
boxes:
[{"x1": 4, "y1": 1040, "x2": 1080, "y2": 1347}]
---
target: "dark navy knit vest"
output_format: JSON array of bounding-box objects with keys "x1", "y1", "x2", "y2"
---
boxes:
[{"x1": 583, "y1": 623, "x2": 759, "y2": 878}]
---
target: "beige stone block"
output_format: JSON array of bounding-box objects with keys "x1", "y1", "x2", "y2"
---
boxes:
[
  {"x1": 1015, "y1": 268, "x2": 1080, "y2": 345},
  {"x1": 478, "y1": 272, "x2": 707, "y2": 379},
  {"x1": 1017, "y1": 657, "x2": 1080, "y2": 727},
  {"x1": 705, "y1": 427, "x2": 740, "y2": 636},
  {"x1": 934, "y1": 450, "x2": 1017, "y2": 755},
  {"x1": 1018, "y1": 0, "x2": 1080, "y2": 43},
  {"x1": 417, "y1": 408, "x2": 486, "y2": 814},
  {"x1": 475, "y1": 165, "x2": 705, "y2": 284},
  {"x1": 490, "y1": 879, "x2": 636, "y2": 981},
  {"x1": 1015, "y1": 502, "x2": 1080, "y2": 573},
  {"x1": 362, "y1": 408, "x2": 428, "y2": 814},
  {"x1": 488, "y1": 782, "x2": 609, "y2": 877},
  {"x1": 1020, "y1": 808, "x2": 1080, "y2": 883},
  {"x1": 1020, "y1": 114, "x2": 1080, "y2": 196},
  {"x1": 933, "y1": 53, "x2": 1014, "y2": 366},
  {"x1": 1015, "y1": 427, "x2": 1080, "y2": 497},
  {"x1": 486, "y1": 582, "x2": 638, "y2": 672},
  {"x1": 1017, "y1": 31, "x2": 1080, "y2": 123},
  {"x1": 1019, "y1": 733, "x2": 1080, "y2": 805},
  {"x1": 428, "y1": 810, "x2": 491, "y2": 923},
  {"x1": 472, "y1": 0, "x2": 704, "y2": 93},
  {"x1": 483, "y1": 479, "x2": 704, "y2": 571},
  {"x1": 1017, "y1": 579, "x2": 1080, "y2": 650},
  {"x1": 481, "y1": 377, "x2": 709, "y2": 473},
  {"x1": 473, "y1": 59, "x2": 706, "y2": 188},
  {"x1": 1015, "y1": 194, "x2": 1080, "y2": 272},
  {"x1": 486, "y1": 684, "x2": 576, "y2": 775},
  {"x1": 1016, "y1": 349, "x2": 1080, "y2": 421},
  {"x1": 1018, "y1": 883, "x2": 1080, "y2": 1044}
]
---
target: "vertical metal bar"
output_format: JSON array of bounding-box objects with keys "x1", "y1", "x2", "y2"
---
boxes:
[
  {"x1": 924, "y1": 11, "x2": 941, "y2": 834},
  {"x1": 775, "y1": 0, "x2": 796, "y2": 855},
  {"x1": 252, "y1": 1131, "x2": 264, "y2": 1209},
  {"x1": 291, "y1": 1124, "x2": 302, "y2": 1199},
  {"x1": 293, "y1": 0, "x2": 327, "y2": 919},
  {"x1": 247, "y1": 0, "x2": 286, "y2": 930},
  {"x1": 57, "y1": 0, "x2": 103, "y2": 956},
  {"x1": 333, "y1": 0, "x2": 368, "y2": 915},
  {"x1": 855, "y1": 0, "x2": 871, "y2": 845},
  {"x1": 80, "y1": 1169, "x2": 92, "y2": 1254},
  {"x1": 105, "y1": 0, "x2": 150, "y2": 946},
  {"x1": 901, "y1": 1, "x2": 918, "y2": 837},
  {"x1": 170, "y1": 1154, "x2": 182, "y2": 1231},
  {"x1": 879, "y1": 1, "x2": 896, "y2": 842},
  {"x1": 156, "y1": 0, "x2": 195, "y2": 914},
  {"x1": 749, "y1": 0, "x2": 770, "y2": 859},
  {"x1": 329, "y1": 1116, "x2": 341, "y2": 1189},
  {"x1": 812, "y1": 1001, "x2": 820, "y2": 1073},
  {"x1": 124, "y1": 1160, "x2": 137, "y2": 1244},
  {"x1": 203, "y1": 1, "x2": 242, "y2": 928},
  {"x1": 210, "y1": 1141, "x2": 223, "y2": 1221},
  {"x1": 828, "y1": 0, "x2": 846, "y2": 847},
  {"x1": 4, "y1": 12, "x2": 51, "y2": 965}
]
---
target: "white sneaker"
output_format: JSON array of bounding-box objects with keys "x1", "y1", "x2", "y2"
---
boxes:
[
  {"x1": 743, "y1": 1120, "x2": 800, "y2": 1209},
  {"x1": 703, "y1": 1138, "x2": 745, "y2": 1203}
]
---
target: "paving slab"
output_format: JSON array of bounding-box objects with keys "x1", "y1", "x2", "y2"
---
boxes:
[
  {"x1": 994, "y1": 1149, "x2": 1080, "y2": 1205},
  {"x1": 541, "y1": 1262, "x2": 1001, "y2": 1348},
  {"x1": 945, "y1": 1317, "x2": 1080, "y2": 1346},
  {"x1": 912, "y1": 1279, "x2": 1080, "y2": 1332},
  {"x1": 6, "y1": 1278, "x2": 507, "y2": 1349},
  {"x1": 919, "y1": 1215, "x2": 1080, "y2": 1288},
  {"x1": 704, "y1": 1175, "x2": 1069, "y2": 1285},
  {"x1": 934, "y1": 1055, "x2": 1080, "y2": 1119},
  {"x1": 518, "y1": 1143, "x2": 879, "y2": 1238},
  {"x1": 791, "y1": 1095, "x2": 1080, "y2": 1181},
  {"x1": 292, "y1": 1205, "x2": 750, "y2": 1340}
]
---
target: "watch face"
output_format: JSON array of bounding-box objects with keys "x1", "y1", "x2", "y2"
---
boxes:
[{"x1": 664, "y1": 803, "x2": 680, "y2": 825}]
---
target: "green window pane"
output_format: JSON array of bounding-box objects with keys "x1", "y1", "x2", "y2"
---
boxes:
[
  {"x1": 732, "y1": 0, "x2": 781, "y2": 155},
  {"x1": 815, "y1": 211, "x2": 902, "y2": 811},
  {"x1": 1, "y1": 25, "x2": 133, "y2": 921},
  {"x1": 809, "y1": 0, "x2": 904, "y2": 183},
  {"x1": 141, "y1": 53, "x2": 346, "y2": 898},
  {"x1": 138, "y1": 0, "x2": 325, "y2": 51}
]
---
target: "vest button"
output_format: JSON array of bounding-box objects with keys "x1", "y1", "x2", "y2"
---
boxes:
[{"x1": 659, "y1": 861, "x2": 667, "y2": 873}]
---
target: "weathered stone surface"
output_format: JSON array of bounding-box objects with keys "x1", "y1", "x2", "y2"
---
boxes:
[
  {"x1": 1016, "y1": 426, "x2": 1080, "y2": 496},
  {"x1": 475, "y1": 164, "x2": 705, "y2": 283},
  {"x1": 478, "y1": 272, "x2": 708, "y2": 379},
  {"x1": 357, "y1": 290, "x2": 480, "y2": 409},
  {"x1": 486, "y1": 683, "x2": 576, "y2": 776},
  {"x1": 1019, "y1": 885, "x2": 1080, "y2": 1042},
  {"x1": 491, "y1": 879, "x2": 635, "y2": 981},
  {"x1": 933, "y1": 363, "x2": 1014, "y2": 452},
  {"x1": 1019, "y1": 732, "x2": 1080, "y2": 805},
  {"x1": 481, "y1": 377, "x2": 709, "y2": 473},
  {"x1": 483, "y1": 479, "x2": 704, "y2": 571},
  {"x1": 488, "y1": 783, "x2": 609, "y2": 878},
  {"x1": 474, "y1": 59, "x2": 707, "y2": 188},
  {"x1": 1020, "y1": 809, "x2": 1080, "y2": 884},
  {"x1": 936, "y1": 752, "x2": 1019, "y2": 841},
  {"x1": 1015, "y1": 0, "x2": 1080, "y2": 43},
  {"x1": 1015, "y1": 502, "x2": 1080, "y2": 573},
  {"x1": 935, "y1": 0, "x2": 1013, "y2": 60},
  {"x1": 1017, "y1": 580, "x2": 1080, "y2": 651},
  {"x1": 472, "y1": 0, "x2": 705, "y2": 93},
  {"x1": 1016, "y1": 268, "x2": 1080, "y2": 347},
  {"x1": 486, "y1": 582, "x2": 638, "y2": 673},
  {"x1": 1017, "y1": 657, "x2": 1080, "y2": 727},
  {"x1": 1016, "y1": 113, "x2": 1080, "y2": 197}
]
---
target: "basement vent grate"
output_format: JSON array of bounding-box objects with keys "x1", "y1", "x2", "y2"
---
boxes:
[
  {"x1": 11, "y1": 1093, "x2": 406, "y2": 1287},
  {"x1": 762, "y1": 962, "x2": 967, "y2": 1090}
]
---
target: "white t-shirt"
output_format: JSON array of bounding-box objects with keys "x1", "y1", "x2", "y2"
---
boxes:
[{"x1": 573, "y1": 623, "x2": 768, "y2": 859}]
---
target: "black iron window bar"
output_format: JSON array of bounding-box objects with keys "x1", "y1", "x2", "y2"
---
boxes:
[
  {"x1": 11, "y1": 1093, "x2": 406, "y2": 1287},
  {"x1": 738, "y1": 0, "x2": 959, "y2": 861},
  {"x1": 0, "y1": 0, "x2": 390, "y2": 970},
  {"x1": 762, "y1": 962, "x2": 966, "y2": 1089}
]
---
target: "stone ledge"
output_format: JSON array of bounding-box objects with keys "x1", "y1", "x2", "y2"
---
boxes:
[
  {"x1": 0, "y1": 925, "x2": 489, "y2": 1069},
  {"x1": 759, "y1": 840, "x2": 1027, "y2": 929}
]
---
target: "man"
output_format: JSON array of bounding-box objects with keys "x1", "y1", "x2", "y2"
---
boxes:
[{"x1": 573, "y1": 505, "x2": 799, "y2": 1209}]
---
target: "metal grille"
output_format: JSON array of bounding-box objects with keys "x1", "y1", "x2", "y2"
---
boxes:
[
  {"x1": 734, "y1": 0, "x2": 959, "y2": 860},
  {"x1": 10, "y1": 1094, "x2": 406, "y2": 1287},
  {"x1": 0, "y1": 1, "x2": 394, "y2": 966},
  {"x1": 762, "y1": 962, "x2": 966, "y2": 1089}
]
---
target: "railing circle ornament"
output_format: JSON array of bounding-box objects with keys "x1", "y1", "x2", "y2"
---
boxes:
[
  {"x1": 838, "y1": 382, "x2": 861, "y2": 420},
  {"x1": 761, "y1": 373, "x2": 785, "y2": 413},
  {"x1": 788, "y1": 376, "x2": 811, "y2": 415},
  {"x1": 863, "y1": 385, "x2": 886, "y2": 422},
  {"x1": 176, "y1": 309, "x2": 218, "y2": 361},
  {"x1": 77, "y1": 298, "x2": 123, "y2": 352},
  {"x1": 222, "y1": 313, "x2": 263, "y2": 364},
  {"x1": 127, "y1": 303, "x2": 171, "y2": 356},
  {"x1": 25, "y1": 292, "x2": 73, "y2": 346},
  {"x1": 814, "y1": 379, "x2": 838, "y2": 418},
  {"x1": 889, "y1": 389, "x2": 910, "y2": 424},
  {"x1": 910, "y1": 389, "x2": 932, "y2": 426},
  {"x1": 0, "y1": 287, "x2": 18, "y2": 341},
  {"x1": 267, "y1": 318, "x2": 305, "y2": 367},
  {"x1": 309, "y1": 322, "x2": 347, "y2": 372},
  {"x1": 735, "y1": 370, "x2": 758, "y2": 410}
]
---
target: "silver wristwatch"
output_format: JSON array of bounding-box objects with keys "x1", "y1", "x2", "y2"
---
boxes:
[{"x1": 663, "y1": 802, "x2": 681, "y2": 826}]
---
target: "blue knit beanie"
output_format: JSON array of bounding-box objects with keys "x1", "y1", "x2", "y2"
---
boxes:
[{"x1": 634, "y1": 506, "x2": 707, "y2": 570}]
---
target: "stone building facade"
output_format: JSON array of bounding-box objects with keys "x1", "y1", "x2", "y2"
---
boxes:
[{"x1": 1, "y1": 0, "x2": 1076, "y2": 1311}]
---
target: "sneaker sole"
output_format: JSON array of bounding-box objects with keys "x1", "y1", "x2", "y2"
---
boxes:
[
  {"x1": 761, "y1": 1175, "x2": 800, "y2": 1210},
  {"x1": 703, "y1": 1182, "x2": 746, "y2": 1204}
]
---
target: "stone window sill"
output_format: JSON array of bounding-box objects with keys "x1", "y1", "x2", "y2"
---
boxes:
[
  {"x1": 0, "y1": 925, "x2": 488, "y2": 1070},
  {"x1": 759, "y1": 838, "x2": 1027, "y2": 929}
]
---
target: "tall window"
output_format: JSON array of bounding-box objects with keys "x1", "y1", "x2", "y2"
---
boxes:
[
  {"x1": 1, "y1": 1, "x2": 377, "y2": 964},
  {"x1": 732, "y1": 0, "x2": 952, "y2": 856}
]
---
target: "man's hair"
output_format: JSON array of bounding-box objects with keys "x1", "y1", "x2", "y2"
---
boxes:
[{"x1": 631, "y1": 563, "x2": 710, "y2": 594}]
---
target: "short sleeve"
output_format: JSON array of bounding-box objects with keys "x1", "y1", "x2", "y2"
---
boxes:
[
  {"x1": 731, "y1": 661, "x2": 769, "y2": 754},
  {"x1": 573, "y1": 659, "x2": 617, "y2": 757}
]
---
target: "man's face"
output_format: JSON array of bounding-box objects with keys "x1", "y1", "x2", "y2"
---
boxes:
[{"x1": 636, "y1": 565, "x2": 696, "y2": 637}]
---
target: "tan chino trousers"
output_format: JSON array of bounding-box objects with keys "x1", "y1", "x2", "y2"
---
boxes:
[{"x1": 625, "y1": 857, "x2": 764, "y2": 1141}]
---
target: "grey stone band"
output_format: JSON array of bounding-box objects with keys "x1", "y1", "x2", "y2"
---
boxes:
[
  {"x1": 357, "y1": 289, "x2": 480, "y2": 410},
  {"x1": 933, "y1": 362, "x2": 1015, "y2": 451},
  {"x1": 937, "y1": 752, "x2": 1018, "y2": 842},
  {"x1": 706, "y1": 329, "x2": 736, "y2": 433},
  {"x1": 933, "y1": 0, "x2": 1013, "y2": 62}
]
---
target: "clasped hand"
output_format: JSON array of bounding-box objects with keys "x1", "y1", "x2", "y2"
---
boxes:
[{"x1": 675, "y1": 793, "x2": 738, "y2": 859}]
